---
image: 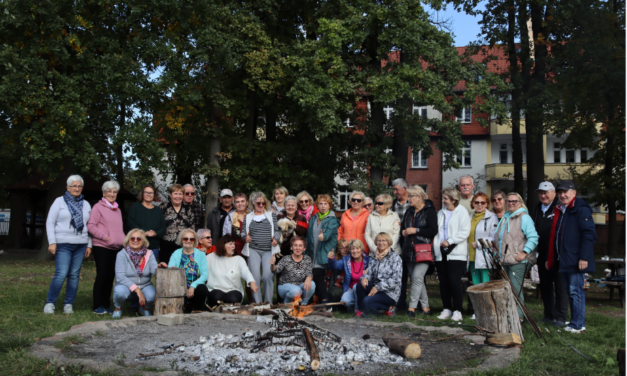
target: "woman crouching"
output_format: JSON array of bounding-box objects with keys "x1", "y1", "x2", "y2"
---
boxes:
[
  {"x1": 270, "y1": 236, "x2": 315, "y2": 305},
  {"x1": 327, "y1": 239, "x2": 370, "y2": 312}
]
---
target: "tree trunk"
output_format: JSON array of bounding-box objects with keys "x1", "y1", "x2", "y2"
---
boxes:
[
  {"x1": 507, "y1": 0, "x2": 524, "y2": 194},
  {"x1": 369, "y1": 96, "x2": 385, "y2": 183},
  {"x1": 382, "y1": 333, "x2": 422, "y2": 359},
  {"x1": 392, "y1": 50, "x2": 411, "y2": 181},
  {"x1": 604, "y1": 108, "x2": 618, "y2": 256},
  {"x1": 116, "y1": 104, "x2": 126, "y2": 190},
  {"x1": 266, "y1": 101, "x2": 277, "y2": 142},
  {"x1": 467, "y1": 280, "x2": 524, "y2": 341},
  {"x1": 155, "y1": 267, "x2": 186, "y2": 315},
  {"x1": 245, "y1": 89, "x2": 257, "y2": 142},
  {"x1": 205, "y1": 106, "x2": 222, "y2": 228}
]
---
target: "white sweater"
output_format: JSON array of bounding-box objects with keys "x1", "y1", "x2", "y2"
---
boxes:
[
  {"x1": 46, "y1": 196, "x2": 92, "y2": 247},
  {"x1": 205, "y1": 253, "x2": 255, "y2": 302},
  {"x1": 365, "y1": 210, "x2": 401, "y2": 254},
  {"x1": 433, "y1": 205, "x2": 471, "y2": 262}
]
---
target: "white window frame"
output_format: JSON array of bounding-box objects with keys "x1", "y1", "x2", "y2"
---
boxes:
[
  {"x1": 411, "y1": 149, "x2": 428, "y2": 168},
  {"x1": 457, "y1": 106, "x2": 472, "y2": 123},
  {"x1": 456, "y1": 141, "x2": 472, "y2": 167},
  {"x1": 413, "y1": 105, "x2": 427, "y2": 119},
  {"x1": 383, "y1": 103, "x2": 394, "y2": 120}
]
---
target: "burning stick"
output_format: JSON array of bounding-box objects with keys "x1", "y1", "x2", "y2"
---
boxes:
[{"x1": 303, "y1": 328, "x2": 321, "y2": 370}]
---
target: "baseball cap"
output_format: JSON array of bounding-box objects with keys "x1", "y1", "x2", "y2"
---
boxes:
[
  {"x1": 535, "y1": 182, "x2": 555, "y2": 192},
  {"x1": 220, "y1": 189, "x2": 233, "y2": 197},
  {"x1": 555, "y1": 181, "x2": 576, "y2": 191}
]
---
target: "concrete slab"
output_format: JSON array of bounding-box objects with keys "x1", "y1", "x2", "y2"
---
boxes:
[{"x1": 157, "y1": 313, "x2": 185, "y2": 326}]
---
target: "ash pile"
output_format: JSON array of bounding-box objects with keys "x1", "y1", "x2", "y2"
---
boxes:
[{"x1": 138, "y1": 312, "x2": 413, "y2": 375}]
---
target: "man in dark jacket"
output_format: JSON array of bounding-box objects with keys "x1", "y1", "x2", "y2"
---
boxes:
[
  {"x1": 534, "y1": 182, "x2": 568, "y2": 327},
  {"x1": 547, "y1": 181, "x2": 597, "y2": 334},
  {"x1": 206, "y1": 189, "x2": 234, "y2": 244}
]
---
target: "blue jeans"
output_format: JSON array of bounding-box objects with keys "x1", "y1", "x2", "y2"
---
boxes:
[
  {"x1": 341, "y1": 287, "x2": 358, "y2": 311},
  {"x1": 113, "y1": 285, "x2": 156, "y2": 309},
  {"x1": 561, "y1": 272, "x2": 586, "y2": 329},
  {"x1": 151, "y1": 248, "x2": 160, "y2": 260},
  {"x1": 46, "y1": 243, "x2": 87, "y2": 305},
  {"x1": 355, "y1": 283, "x2": 396, "y2": 313},
  {"x1": 278, "y1": 282, "x2": 316, "y2": 305}
]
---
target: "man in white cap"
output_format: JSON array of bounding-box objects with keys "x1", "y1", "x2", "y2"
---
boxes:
[
  {"x1": 206, "y1": 189, "x2": 234, "y2": 243},
  {"x1": 533, "y1": 181, "x2": 568, "y2": 327}
]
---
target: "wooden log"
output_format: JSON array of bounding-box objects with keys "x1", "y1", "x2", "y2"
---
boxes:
[
  {"x1": 484, "y1": 333, "x2": 522, "y2": 347},
  {"x1": 467, "y1": 280, "x2": 524, "y2": 341},
  {"x1": 154, "y1": 297, "x2": 184, "y2": 316},
  {"x1": 382, "y1": 333, "x2": 421, "y2": 359},
  {"x1": 156, "y1": 268, "x2": 186, "y2": 298},
  {"x1": 303, "y1": 328, "x2": 320, "y2": 370}
]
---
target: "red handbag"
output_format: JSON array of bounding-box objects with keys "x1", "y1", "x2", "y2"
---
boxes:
[{"x1": 411, "y1": 215, "x2": 433, "y2": 263}]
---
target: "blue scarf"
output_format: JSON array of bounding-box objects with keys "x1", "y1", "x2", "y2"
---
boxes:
[{"x1": 63, "y1": 191, "x2": 85, "y2": 233}]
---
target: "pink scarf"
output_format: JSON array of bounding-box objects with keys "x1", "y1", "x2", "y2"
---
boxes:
[
  {"x1": 298, "y1": 206, "x2": 313, "y2": 222},
  {"x1": 102, "y1": 197, "x2": 119, "y2": 210}
]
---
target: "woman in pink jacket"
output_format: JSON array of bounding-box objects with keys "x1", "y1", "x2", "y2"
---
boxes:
[
  {"x1": 338, "y1": 191, "x2": 371, "y2": 254},
  {"x1": 87, "y1": 181, "x2": 126, "y2": 315}
]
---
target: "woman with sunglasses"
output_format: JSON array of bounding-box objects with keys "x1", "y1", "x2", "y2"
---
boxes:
[
  {"x1": 295, "y1": 191, "x2": 318, "y2": 223},
  {"x1": 112, "y1": 229, "x2": 158, "y2": 318},
  {"x1": 490, "y1": 190, "x2": 507, "y2": 220},
  {"x1": 495, "y1": 192, "x2": 539, "y2": 320},
  {"x1": 468, "y1": 192, "x2": 498, "y2": 287},
  {"x1": 160, "y1": 184, "x2": 195, "y2": 264},
  {"x1": 160, "y1": 228, "x2": 210, "y2": 312},
  {"x1": 196, "y1": 229, "x2": 216, "y2": 255},
  {"x1": 271, "y1": 236, "x2": 315, "y2": 304},
  {"x1": 364, "y1": 197, "x2": 374, "y2": 213},
  {"x1": 338, "y1": 191, "x2": 371, "y2": 254},
  {"x1": 241, "y1": 191, "x2": 280, "y2": 303},
  {"x1": 127, "y1": 185, "x2": 166, "y2": 260},
  {"x1": 365, "y1": 193, "x2": 400, "y2": 255},
  {"x1": 277, "y1": 196, "x2": 309, "y2": 255}
]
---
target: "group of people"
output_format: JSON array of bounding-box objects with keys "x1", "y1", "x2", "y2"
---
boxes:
[{"x1": 43, "y1": 174, "x2": 596, "y2": 334}]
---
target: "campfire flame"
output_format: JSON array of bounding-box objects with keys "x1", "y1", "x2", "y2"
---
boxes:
[{"x1": 288, "y1": 296, "x2": 314, "y2": 318}]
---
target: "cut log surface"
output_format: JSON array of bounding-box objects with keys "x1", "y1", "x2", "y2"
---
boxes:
[
  {"x1": 484, "y1": 333, "x2": 522, "y2": 347},
  {"x1": 156, "y1": 268, "x2": 186, "y2": 298},
  {"x1": 382, "y1": 333, "x2": 422, "y2": 359},
  {"x1": 303, "y1": 328, "x2": 321, "y2": 370},
  {"x1": 467, "y1": 280, "x2": 524, "y2": 341},
  {"x1": 154, "y1": 297, "x2": 184, "y2": 316}
]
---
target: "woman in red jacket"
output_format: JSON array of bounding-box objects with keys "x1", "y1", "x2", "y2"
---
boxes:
[{"x1": 338, "y1": 191, "x2": 371, "y2": 254}]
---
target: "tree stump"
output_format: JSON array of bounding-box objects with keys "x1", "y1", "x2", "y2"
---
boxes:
[
  {"x1": 382, "y1": 333, "x2": 422, "y2": 359},
  {"x1": 155, "y1": 268, "x2": 186, "y2": 316},
  {"x1": 467, "y1": 280, "x2": 524, "y2": 341}
]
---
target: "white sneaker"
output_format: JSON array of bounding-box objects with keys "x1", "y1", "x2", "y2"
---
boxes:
[
  {"x1": 63, "y1": 304, "x2": 74, "y2": 314},
  {"x1": 43, "y1": 303, "x2": 55, "y2": 314},
  {"x1": 564, "y1": 326, "x2": 586, "y2": 334},
  {"x1": 472, "y1": 314, "x2": 476, "y2": 320},
  {"x1": 451, "y1": 310, "x2": 463, "y2": 322},
  {"x1": 437, "y1": 309, "x2": 452, "y2": 320}
]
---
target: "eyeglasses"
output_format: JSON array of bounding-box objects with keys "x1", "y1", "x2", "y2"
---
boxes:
[
  {"x1": 105, "y1": 190, "x2": 117, "y2": 194},
  {"x1": 202, "y1": 236, "x2": 211, "y2": 240},
  {"x1": 351, "y1": 198, "x2": 363, "y2": 203},
  {"x1": 143, "y1": 191, "x2": 154, "y2": 195},
  {"x1": 375, "y1": 202, "x2": 385, "y2": 206},
  {"x1": 69, "y1": 185, "x2": 83, "y2": 189},
  {"x1": 506, "y1": 200, "x2": 519, "y2": 204},
  {"x1": 473, "y1": 201, "x2": 487, "y2": 205},
  {"x1": 130, "y1": 237, "x2": 142, "y2": 242},
  {"x1": 299, "y1": 200, "x2": 309, "y2": 204},
  {"x1": 492, "y1": 198, "x2": 503, "y2": 202},
  {"x1": 255, "y1": 201, "x2": 265, "y2": 206},
  {"x1": 185, "y1": 192, "x2": 195, "y2": 196},
  {"x1": 408, "y1": 194, "x2": 418, "y2": 198},
  {"x1": 182, "y1": 237, "x2": 194, "y2": 242}
]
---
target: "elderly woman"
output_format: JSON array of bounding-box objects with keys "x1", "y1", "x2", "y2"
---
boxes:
[
  {"x1": 127, "y1": 185, "x2": 166, "y2": 259},
  {"x1": 468, "y1": 192, "x2": 499, "y2": 285},
  {"x1": 111, "y1": 229, "x2": 158, "y2": 318},
  {"x1": 305, "y1": 194, "x2": 340, "y2": 306},
  {"x1": 338, "y1": 191, "x2": 371, "y2": 254},
  {"x1": 277, "y1": 195, "x2": 309, "y2": 256},
  {"x1": 160, "y1": 228, "x2": 209, "y2": 312},
  {"x1": 196, "y1": 229, "x2": 215, "y2": 255},
  {"x1": 87, "y1": 180, "x2": 126, "y2": 315},
  {"x1": 327, "y1": 239, "x2": 351, "y2": 303},
  {"x1": 364, "y1": 197, "x2": 374, "y2": 213},
  {"x1": 296, "y1": 191, "x2": 318, "y2": 223},
  {"x1": 271, "y1": 236, "x2": 315, "y2": 304},
  {"x1": 496, "y1": 192, "x2": 539, "y2": 319},
  {"x1": 355, "y1": 233, "x2": 402, "y2": 317},
  {"x1": 241, "y1": 191, "x2": 280, "y2": 303},
  {"x1": 222, "y1": 192, "x2": 249, "y2": 256},
  {"x1": 328, "y1": 239, "x2": 370, "y2": 311},
  {"x1": 365, "y1": 193, "x2": 401, "y2": 254},
  {"x1": 44, "y1": 175, "x2": 93, "y2": 315},
  {"x1": 206, "y1": 235, "x2": 258, "y2": 305},
  {"x1": 433, "y1": 188, "x2": 471, "y2": 322},
  {"x1": 271, "y1": 186, "x2": 289, "y2": 215},
  {"x1": 401, "y1": 185, "x2": 438, "y2": 317},
  {"x1": 490, "y1": 190, "x2": 507, "y2": 220},
  {"x1": 160, "y1": 184, "x2": 195, "y2": 264}
]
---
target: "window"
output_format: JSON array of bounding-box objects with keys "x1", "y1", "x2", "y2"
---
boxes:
[
  {"x1": 500, "y1": 143, "x2": 508, "y2": 164},
  {"x1": 383, "y1": 103, "x2": 394, "y2": 120},
  {"x1": 566, "y1": 150, "x2": 575, "y2": 163},
  {"x1": 554, "y1": 143, "x2": 561, "y2": 163},
  {"x1": 338, "y1": 191, "x2": 351, "y2": 211},
  {"x1": 419, "y1": 185, "x2": 428, "y2": 194},
  {"x1": 581, "y1": 149, "x2": 588, "y2": 162},
  {"x1": 345, "y1": 110, "x2": 353, "y2": 128},
  {"x1": 412, "y1": 149, "x2": 428, "y2": 168},
  {"x1": 456, "y1": 141, "x2": 471, "y2": 167},
  {"x1": 413, "y1": 105, "x2": 427, "y2": 119},
  {"x1": 457, "y1": 106, "x2": 471, "y2": 123}
]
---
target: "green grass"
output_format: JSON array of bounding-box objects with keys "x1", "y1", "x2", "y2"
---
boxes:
[{"x1": 0, "y1": 253, "x2": 623, "y2": 375}]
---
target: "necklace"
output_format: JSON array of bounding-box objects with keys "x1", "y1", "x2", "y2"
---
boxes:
[{"x1": 352, "y1": 259, "x2": 364, "y2": 275}]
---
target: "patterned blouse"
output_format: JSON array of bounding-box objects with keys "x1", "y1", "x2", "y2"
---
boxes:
[
  {"x1": 274, "y1": 255, "x2": 313, "y2": 285},
  {"x1": 180, "y1": 253, "x2": 200, "y2": 288},
  {"x1": 160, "y1": 202, "x2": 195, "y2": 242}
]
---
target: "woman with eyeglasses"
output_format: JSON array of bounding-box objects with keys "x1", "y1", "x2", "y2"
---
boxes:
[
  {"x1": 271, "y1": 236, "x2": 315, "y2": 304},
  {"x1": 365, "y1": 193, "x2": 401, "y2": 255},
  {"x1": 87, "y1": 180, "x2": 126, "y2": 315},
  {"x1": 196, "y1": 229, "x2": 215, "y2": 255},
  {"x1": 160, "y1": 184, "x2": 195, "y2": 264},
  {"x1": 468, "y1": 192, "x2": 498, "y2": 287},
  {"x1": 271, "y1": 186, "x2": 289, "y2": 215},
  {"x1": 44, "y1": 175, "x2": 92, "y2": 315},
  {"x1": 277, "y1": 196, "x2": 309, "y2": 255},
  {"x1": 160, "y1": 228, "x2": 209, "y2": 312},
  {"x1": 490, "y1": 190, "x2": 507, "y2": 220},
  {"x1": 338, "y1": 191, "x2": 371, "y2": 254},
  {"x1": 495, "y1": 192, "x2": 539, "y2": 320},
  {"x1": 112, "y1": 229, "x2": 158, "y2": 318},
  {"x1": 364, "y1": 197, "x2": 374, "y2": 213},
  {"x1": 241, "y1": 191, "x2": 280, "y2": 303},
  {"x1": 127, "y1": 185, "x2": 166, "y2": 260},
  {"x1": 222, "y1": 193, "x2": 249, "y2": 255},
  {"x1": 295, "y1": 191, "x2": 318, "y2": 223}
]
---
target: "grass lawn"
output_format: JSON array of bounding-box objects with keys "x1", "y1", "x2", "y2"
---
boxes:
[{"x1": 0, "y1": 252, "x2": 623, "y2": 376}]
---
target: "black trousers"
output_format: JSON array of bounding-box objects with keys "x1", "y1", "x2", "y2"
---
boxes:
[
  {"x1": 160, "y1": 239, "x2": 179, "y2": 265},
  {"x1": 397, "y1": 259, "x2": 409, "y2": 309},
  {"x1": 538, "y1": 257, "x2": 569, "y2": 322},
  {"x1": 435, "y1": 260, "x2": 466, "y2": 312},
  {"x1": 92, "y1": 246, "x2": 117, "y2": 310},
  {"x1": 207, "y1": 289, "x2": 243, "y2": 307},
  {"x1": 312, "y1": 268, "x2": 329, "y2": 302},
  {"x1": 183, "y1": 284, "x2": 210, "y2": 312}
]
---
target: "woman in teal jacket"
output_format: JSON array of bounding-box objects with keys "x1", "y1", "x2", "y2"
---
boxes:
[
  {"x1": 305, "y1": 194, "x2": 340, "y2": 306},
  {"x1": 495, "y1": 192, "x2": 539, "y2": 319},
  {"x1": 160, "y1": 228, "x2": 209, "y2": 312}
]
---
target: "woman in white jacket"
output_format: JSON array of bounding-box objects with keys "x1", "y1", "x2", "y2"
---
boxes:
[
  {"x1": 433, "y1": 188, "x2": 471, "y2": 322},
  {"x1": 468, "y1": 192, "x2": 499, "y2": 285},
  {"x1": 365, "y1": 194, "x2": 401, "y2": 254}
]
